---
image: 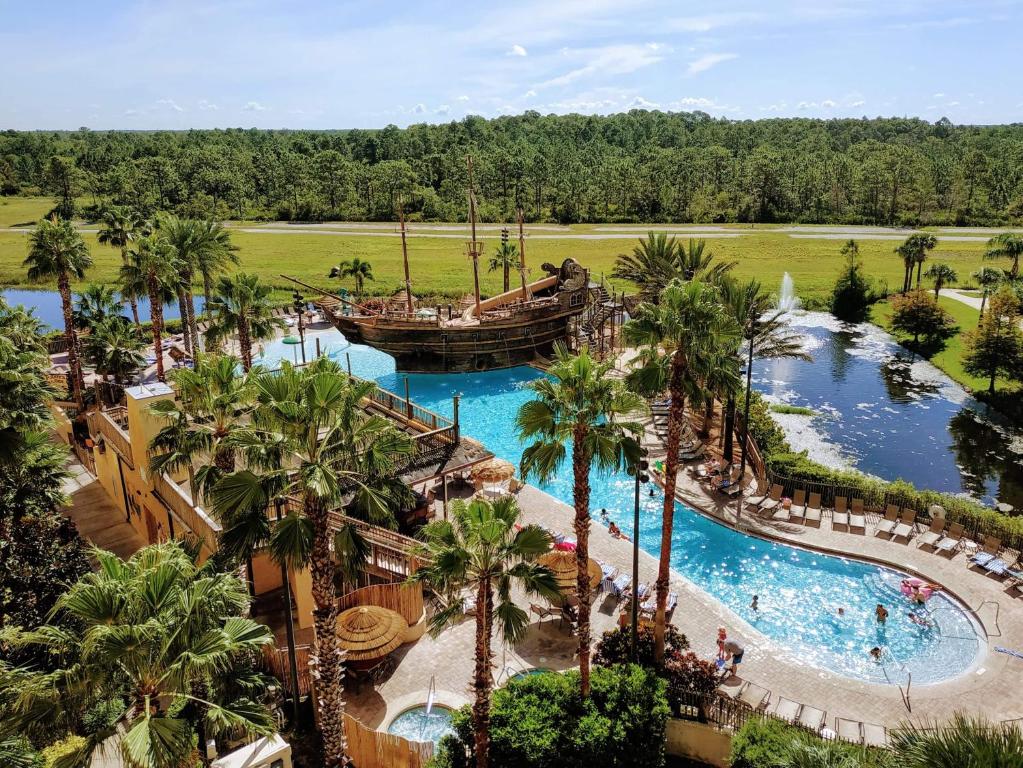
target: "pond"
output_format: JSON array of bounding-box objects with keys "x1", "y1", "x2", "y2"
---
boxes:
[
  {"x1": 755, "y1": 312, "x2": 1023, "y2": 511},
  {"x1": 1, "y1": 288, "x2": 206, "y2": 330}
]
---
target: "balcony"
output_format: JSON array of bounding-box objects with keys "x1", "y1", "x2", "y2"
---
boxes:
[
  {"x1": 89, "y1": 406, "x2": 134, "y2": 467},
  {"x1": 151, "y1": 472, "x2": 222, "y2": 554}
]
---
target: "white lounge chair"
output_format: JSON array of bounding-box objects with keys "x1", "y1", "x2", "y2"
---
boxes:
[
  {"x1": 935, "y1": 522, "x2": 965, "y2": 554},
  {"x1": 849, "y1": 498, "x2": 866, "y2": 532},
  {"x1": 893, "y1": 509, "x2": 917, "y2": 541},
  {"x1": 736, "y1": 682, "x2": 770, "y2": 710},
  {"x1": 832, "y1": 496, "x2": 849, "y2": 530},
  {"x1": 835, "y1": 717, "x2": 864, "y2": 745},
  {"x1": 875, "y1": 504, "x2": 900, "y2": 536},
  {"x1": 803, "y1": 492, "x2": 822, "y2": 527},
  {"x1": 798, "y1": 704, "x2": 826, "y2": 732},
  {"x1": 758, "y1": 485, "x2": 784, "y2": 512},
  {"x1": 916, "y1": 518, "x2": 946, "y2": 548},
  {"x1": 772, "y1": 697, "x2": 801, "y2": 722}
]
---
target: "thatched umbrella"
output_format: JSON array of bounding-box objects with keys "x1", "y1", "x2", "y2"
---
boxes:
[
  {"x1": 336, "y1": 605, "x2": 409, "y2": 662},
  {"x1": 538, "y1": 550, "x2": 602, "y2": 597},
  {"x1": 470, "y1": 458, "x2": 516, "y2": 485}
]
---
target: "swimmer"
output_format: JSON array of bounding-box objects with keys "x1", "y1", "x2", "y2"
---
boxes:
[
  {"x1": 600, "y1": 508, "x2": 609, "y2": 521},
  {"x1": 750, "y1": 595, "x2": 759, "y2": 612},
  {"x1": 869, "y1": 646, "x2": 884, "y2": 661},
  {"x1": 608, "y1": 521, "x2": 623, "y2": 538},
  {"x1": 837, "y1": 607, "x2": 845, "y2": 617},
  {"x1": 908, "y1": 612, "x2": 932, "y2": 628},
  {"x1": 875, "y1": 604, "x2": 889, "y2": 623}
]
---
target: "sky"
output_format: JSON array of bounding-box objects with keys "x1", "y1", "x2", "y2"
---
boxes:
[{"x1": 1, "y1": 0, "x2": 1021, "y2": 130}]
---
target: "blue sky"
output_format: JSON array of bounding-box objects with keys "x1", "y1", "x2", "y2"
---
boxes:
[{"x1": 2, "y1": 0, "x2": 1020, "y2": 129}]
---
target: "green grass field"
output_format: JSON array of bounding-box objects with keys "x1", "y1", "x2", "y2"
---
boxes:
[{"x1": 0, "y1": 196, "x2": 57, "y2": 227}]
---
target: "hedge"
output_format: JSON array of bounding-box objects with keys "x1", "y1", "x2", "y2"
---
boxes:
[{"x1": 730, "y1": 717, "x2": 893, "y2": 768}]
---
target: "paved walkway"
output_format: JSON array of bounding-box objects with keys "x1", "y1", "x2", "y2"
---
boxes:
[{"x1": 62, "y1": 459, "x2": 147, "y2": 560}]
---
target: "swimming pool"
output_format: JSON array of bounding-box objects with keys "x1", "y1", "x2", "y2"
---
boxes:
[
  {"x1": 386, "y1": 705, "x2": 454, "y2": 747},
  {"x1": 257, "y1": 329, "x2": 983, "y2": 686}
]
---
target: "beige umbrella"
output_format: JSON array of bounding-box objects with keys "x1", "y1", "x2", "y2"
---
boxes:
[
  {"x1": 538, "y1": 550, "x2": 602, "y2": 596},
  {"x1": 470, "y1": 458, "x2": 516, "y2": 485},
  {"x1": 336, "y1": 605, "x2": 409, "y2": 662}
]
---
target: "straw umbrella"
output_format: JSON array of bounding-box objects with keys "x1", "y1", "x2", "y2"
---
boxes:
[
  {"x1": 538, "y1": 550, "x2": 602, "y2": 597},
  {"x1": 470, "y1": 458, "x2": 516, "y2": 492},
  {"x1": 336, "y1": 605, "x2": 409, "y2": 663}
]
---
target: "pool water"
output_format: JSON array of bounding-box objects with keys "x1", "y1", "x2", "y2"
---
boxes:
[
  {"x1": 256, "y1": 329, "x2": 983, "y2": 686},
  {"x1": 387, "y1": 705, "x2": 454, "y2": 746},
  {"x1": 510, "y1": 667, "x2": 554, "y2": 682}
]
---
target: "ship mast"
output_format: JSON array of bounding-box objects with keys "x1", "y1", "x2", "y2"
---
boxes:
[
  {"x1": 397, "y1": 199, "x2": 414, "y2": 315},
  {"x1": 466, "y1": 156, "x2": 483, "y2": 318},
  {"x1": 516, "y1": 207, "x2": 531, "y2": 300}
]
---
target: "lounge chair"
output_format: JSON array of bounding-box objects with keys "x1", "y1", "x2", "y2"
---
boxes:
[
  {"x1": 758, "y1": 485, "x2": 784, "y2": 512},
  {"x1": 875, "y1": 505, "x2": 900, "y2": 537},
  {"x1": 744, "y1": 484, "x2": 775, "y2": 508},
  {"x1": 832, "y1": 496, "x2": 849, "y2": 530},
  {"x1": 916, "y1": 518, "x2": 946, "y2": 549},
  {"x1": 849, "y1": 498, "x2": 866, "y2": 532},
  {"x1": 862, "y1": 722, "x2": 889, "y2": 748},
  {"x1": 680, "y1": 445, "x2": 705, "y2": 461},
  {"x1": 610, "y1": 573, "x2": 631, "y2": 598},
  {"x1": 893, "y1": 509, "x2": 917, "y2": 541},
  {"x1": 772, "y1": 697, "x2": 801, "y2": 722},
  {"x1": 736, "y1": 682, "x2": 770, "y2": 710},
  {"x1": 803, "y1": 492, "x2": 822, "y2": 527},
  {"x1": 835, "y1": 717, "x2": 864, "y2": 744},
  {"x1": 783, "y1": 489, "x2": 807, "y2": 523},
  {"x1": 530, "y1": 603, "x2": 554, "y2": 622},
  {"x1": 982, "y1": 557, "x2": 1017, "y2": 577},
  {"x1": 798, "y1": 704, "x2": 826, "y2": 732},
  {"x1": 936, "y1": 522, "x2": 965, "y2": 554}
]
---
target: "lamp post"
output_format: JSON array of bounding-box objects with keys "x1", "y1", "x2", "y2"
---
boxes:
[
  {"x1": 627, "y1": 451, "x2": 649, "y2": 662},
  {"x1": 292, "y1": 290, "x2": 307, "y2": 365}
]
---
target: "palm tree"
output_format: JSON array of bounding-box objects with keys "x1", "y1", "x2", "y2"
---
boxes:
[
  {"x1": 895, "y1": 233, "x2": 938, "y2": 292},
  {"x1": 984, "y1": 232, "x2": 1023, "y2": 279},
  {"x1": 972, "y1": 266, "x2": 1004, "y2": 321},
  {"x1": 517, "y1": 346, "x2": 644, "y2": 696},
  {"x1": 210, "y1": 358, "x2": 415, "y2": 767},
  {"x1": 192, "y1": 219, "x2": 239, "y2": 308},
  {"x1": 623, "y1": 279, "x2": 739, "y2": 661},
  {"x1": 121, "y1": 234, "x2": 180, "y2": 383},
  {"x1": 204, "y1": 273, "x2": 284, "y2": 371},
  {"x1": 23, "y1": 215, "x2": 93, "y2": 408},
  {"x1": 411, "y1": 496, "x2": 559, "y2": 768},
  {"x1": 97, "y1": 206, "x2": 144, "y2": 327},
  {"x1": 488, "y1": 241, "x2": 518, "y2": 293},
  {"x1": 925, "y1": 263, "x2": 958, "y2": 299},
  {"x1": 889, "y1": 713, "x2": 1023, "y2": 767},
  {"x1": 149, "y1": 354, "x2": 255, "y2": 504},
  {"x1": 0, "y1": 301, "x2": 56, "y2": 459},
  {"x1": 612, "y1": 235, "x2": 734, "y2": 302},
  {"x1": 73, "y1": 283, "x2": 124, "y2": 330},
  {"x1": 81, "y1": 317, "x2": 146, "y2": 390},
  {"x1": 0, "y1": 541, "x2": 275, "y2": 768},
  {"x1": 330, "y1": 257, "x2": 374, "y2": 297},
  {"x1": 678, "y1": 238, "x2": 737, "y2": 283}
]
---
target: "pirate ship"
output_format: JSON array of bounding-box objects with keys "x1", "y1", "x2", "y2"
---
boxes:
[{"x1": 285, "y1": 159, "x2": 600, "y2": 373}]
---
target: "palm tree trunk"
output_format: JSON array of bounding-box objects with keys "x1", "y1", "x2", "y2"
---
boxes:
[
  {"x1": 238, "y1": 317, "x2": 253, "y2": 371},
  {"x1": 185, "y1": 269, "x2": 200, "y2": 355},
  {"x1": 979, "y1": 291, "x2": 987, "y2": 324},
  {"x1": 306, "y1": 494, "x2": 348, "y2": 768},
  {"x1": 503, "y1": 263, "x2": 510, "y2": 293},
  {"x1": 121, "y1": 246, "x2": 142, "y2": 330},
  {"x1": 472, "y1": 577, "x2": 494, "y2": 768},
  {"x1": 655, "y1": 356, "x2": 686, "y2": 662},
  {"x1": 916, "y1": 260, "x2": 923, "y2": 288},
  {"x1": 723, "y1": 396, "x2": 736, "y2": 462},
  {"x1": 177, "y1": 289, "x2": 192, "y2": 357},
  {"x1": 148, "y1": 277, "x2": 165, "y2": 383},
  {"x1": 203, "y1": 272, "x2": 213, "y2": 310},
  {"x1": 700, "y1": 396, "x2": 713, "y2": 440},
  {"x1": 571, "y1": 427, "x2": 593, "y2": 698},
  {"x1": 58, "y1": 273, "x2": 85, "y2": 409}
]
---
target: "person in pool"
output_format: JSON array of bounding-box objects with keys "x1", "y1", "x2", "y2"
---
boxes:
[
  {"x1": 869, "y1": 646, "x2": 885, "y2": 662},
  {"x1": 875, "y1": 604, "x2": 889, "y2": 623},
  {"x1": 750, "y1": 595, "x2": 759, "y2": 613}
]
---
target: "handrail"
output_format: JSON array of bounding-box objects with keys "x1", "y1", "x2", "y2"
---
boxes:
[
  {"x1": 89, "y1": 408, "x2": 135, "y2": 467},
  {"x1": 152, "y1": 472, "x2": 221, "y2": 553}
]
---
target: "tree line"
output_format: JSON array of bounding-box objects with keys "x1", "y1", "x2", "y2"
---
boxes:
[{"x1": 3, "y1": 111, "x2": 1023, "y2": 225}]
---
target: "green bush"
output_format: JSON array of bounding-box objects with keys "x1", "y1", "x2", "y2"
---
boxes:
[
  {"x1": 0, "y1": 737, "x2": 42, "y2": 768},
  {"x1": 40, "y1": 736, "x2": 86, "y2": 768},
  {"x1": 435, "y1": 665, "x2": 670, "y2": 768},
  {"x1": 730, "y1": 717, "x2": 893, "y2": 768}
]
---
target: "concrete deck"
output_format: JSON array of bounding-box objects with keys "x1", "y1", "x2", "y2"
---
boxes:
[{"x1": 62, "y1": 458, "x2": 147, "y2": 559}]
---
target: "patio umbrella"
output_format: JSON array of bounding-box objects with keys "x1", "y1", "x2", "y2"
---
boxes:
[
  {"x1": 336, "y1": 605, "x2": 409, "y2": 662},
  {"x1": 538, "y1": 550, "x2": 602, "y2": 596},
  {"x1": 470, "y1": 458, "x2": 516, "y2": 484},
  {"x1": 281, "y1": 335, "x2": 302, "y2": 363}
]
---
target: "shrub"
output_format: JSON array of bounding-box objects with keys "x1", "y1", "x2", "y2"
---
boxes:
[
  {"x1": 830, "y1": 240, "x2": 879, "y2": 322},
  {"x1": 435, "y1": 665, "x2": 670, "y2": 768},
  {"x1": 40, "y1": 736, "x2": 86, "y2": 768},
  {"x1": 730, "y1": 717, "x2": 893, "y2": 768},
  {"x1": 889, "y1": 290, "x2": 957, "y2": 351},
  {"x1": 0, "y1": 737, "x2": 42, "y2": 768}
]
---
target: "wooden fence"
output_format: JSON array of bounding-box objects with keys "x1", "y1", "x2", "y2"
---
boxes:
[
  {"x1": 261, "y1": 643, "x2": 312, "y2": 697},
  {"x1": 344, "y1": 713, "x2": 433, "y2": 768},
  {"x1": 338, "y1": 582, "x2": 425, "y2": 628}
]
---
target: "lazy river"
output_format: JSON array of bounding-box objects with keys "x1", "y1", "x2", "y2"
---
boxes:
[{"x1": 255, "y1": 328, "x2": 983, "y2": 687}]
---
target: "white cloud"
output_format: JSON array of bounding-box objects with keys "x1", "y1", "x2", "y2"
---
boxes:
[
  {"x1": 410, "y1": 103, "x2": 427, "y2": 114},
  {"x1": 760, "y1": 102, "x2": 788, "y2": 112},
  {"x1": 536, "y1": 43, "x2": 666, "y2": 89},
  {"x1": 666, "y1": 12, "x2": 763, "y2": 32},
  {"x1": 155, "y1": 98, "x2": 184, "y2": 112},
  {"x1": 947, "y1": 101, "x2": 960, "y2": 107},
  {"x1": 456, "y1": 95, "x2": 470, "y2": 102},
  {"x1": 850, "y1": 99, "x2": 866, "y2": 108},
  {"x1": 435, "y1": 104, "x2": 450, "y2": 115},
  {"x1": 523, "y1": 89, "x2": 537, "y2": 98},
  {"x1": 509, "y1": 44, "x2": 528, "y2": 57},
  {"x1": 821, "y1": 99, "x2": 836, "y2": 108},
  {"x1": 243, "y1": 101, "x2": 268, "y2": 111},
  {"x1": 796, "y1": 100, "x2": 815, "y2": 110},
  {"x1": 932, "y1": 92, "x2": 945, "y2": 98},
  {"x1": 686, "y1": 53, "x2": 737, "y2": 76},
  {"x1": 629, "y1": 96, "x2": 660, "y2": 109},
  {"x1": 124, "y1": 109, "x2": 139, "y2": 117},
  {"x1": 197, "y1": 99, "x2": 218, "y2": 111}
]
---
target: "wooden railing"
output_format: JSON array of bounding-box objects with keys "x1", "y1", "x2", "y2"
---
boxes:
[
  {"x1": 338, "y1": 582, "x2": 424, "y2": 628},
  {"x1": 89, "y1": 407, "x2": 134, "y2": 467},
  {"x1": 71, "y1": 439, "x2": 96, "y2": 475},
  {"x1": 262, "y1": 643, "x2": 312, "y2": 697},
  {"x1": 344, "y1": 713, "x2": 433, "y2": 768},
  {"x1": 152, "y1": 472, "x2": 221, "y2": 553}
]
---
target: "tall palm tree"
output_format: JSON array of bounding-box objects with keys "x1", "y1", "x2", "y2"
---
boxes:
[
  {"x1": 488, "y1": 241, "x2": 518, "y2": 293},
  {"x1": 889, "y1": 713, "x2": 1023, "y2": 768},
  {"x1": 516, "y1": 346, "x2": 643, "y2": 696},
  {"x1": 0, "y1": 301, "x2": 55, "y2": 459},
  {"x1": 985, "y1": 232, "x2": 1023, "y2": 279},
  {"x1": 612, "y1": 234, "x2": 735, "y2": 302},
  {"x1": 81, "y1": 317, "x2": 146, "y2": 390},
  {"x1": 204, "y1": 273, "x2": 284, "y2": 371},
  {"x1": 330, "y1": 257, "x2": 374, "y2": 297},
  {"x1": 623, "y1": 279, "x2": 739, "y2": 661},
  {"x1": 121, "y1": 234, "x2": 180, "y2": 383},
  {"x1": 73, "y1": 283, "x2": 124, "y2": 330},
  {"x1": 193, "y1": 219, "x2": 239, "y2": 309},
  {"x1": 924, "y1": 263, "x2": 958, "y2": 299},
  {"x1": 24, "y1": 215, "x2": 93, "y2": 408},
  {"x1": 149, "y1": 354, "x2": 256, "y2": 504},
  {"x1": 210, "y1": 358, "x2": 415, "y2": 768},
  {"x1": 971, "y1": 266, "x2": 1004, "y2": 322},
  {"x1": 411, "y1": 496, "x2": 559, "y2": 768},
  {"x1": 0, "y1": 541, "x2": 275, "y2": 768},
  {"x1": 895, "y1": 233, "x2": 938, "y2": 292},
  {"x1": 97, "y1": 205, "x2": 144, "y2": 328},
  {"x1": 678, "y1": 238, "x2": 737, "y2": 283}
]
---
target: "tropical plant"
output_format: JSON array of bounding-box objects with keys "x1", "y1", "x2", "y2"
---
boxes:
[
  {"x1": 985, "y1": 232, "x2": 1023, "y2": 279},
  {"x1": 830, "y1": 240, "x2": 877, "y2": 322},
  {"x1": 72, "y1": 283, "x2": 124, "y2": 330},
  {"x1": 894, "y1": 233, "x2": 937, "y2": 292},
  {"x1": 0, "y1": 541, "x2": 276, "y2": 768},
  {"x1": 488, "y1": 240, "x2": 518, "y2": 293},
  {"x1": 120, "y1": 234, "x2": 180, "y2": 382},
  {"x1": 0, "y1": 301, "x2": 55, "y2": 459},
  {"x1": 924, "y1": 263, "x2": 958, "y2": 299},
  {"x1": 612, "y1": 234, "x2": 734, "y2": 302},
  {"x1": 192, "y1": 219, "x2": 239, "y2": 307},
  {"x1": 204, "y1": 273, "x2": 284, "y2": 371},
  {"x1": 971, "y1": 266, "x2": 1004, "y2": 321},
  {"x1": 210, "y1": 357, "x2": 415, "y2": 767},
  {"x1": 329, "y1": 257, "x2": 374, "y2": 296},
  {"x1": 81, "y1": 317, "x2": 146, "y2": 387},
  {"x1": 889, "y1": 291, "x2": 958, "y2": 351},
  {"x1": 97, "y1": 206, "x2": 145, "y2": 327},
  {"x1": 678, "y1": 237, "x2": 736, "y2": 283},
  {"x1": 23, "y1": 215, "x2": 93, "y2": 407},
  {"x1": 623, "y1": 279, "x2": 739, "y2": 660},
  {"x1": 962, "y1": 289, "x2": 1023, "y2": 394},
  {"x1": 149, "y1": 354, "x2": 255, "y2": 503},
  {"x1": 889, "y1": 713, "x2": 1023, "y2": 768},
  {"x1": 517, "y1": 346, "x2": 643, "y2": 696},
  {"x1": 411, "y1": 496, "x2": 559, "y2": 768}
]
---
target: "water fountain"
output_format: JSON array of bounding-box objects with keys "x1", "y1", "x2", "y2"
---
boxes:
[{"x1": 777, "y1": 272, "x2": 802, "y2": 312}]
